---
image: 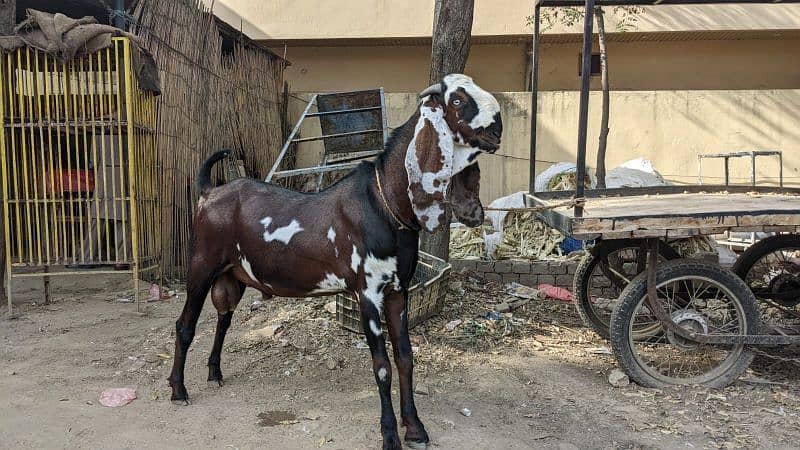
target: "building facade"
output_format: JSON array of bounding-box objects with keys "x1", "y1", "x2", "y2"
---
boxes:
[{"x1": 206, "y1": 1, "x2": 800, "y2": 198}]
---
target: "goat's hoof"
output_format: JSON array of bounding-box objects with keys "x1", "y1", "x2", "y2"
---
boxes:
[
  {"x1": 208, "y1": 366, "x2": 224, "y2": 387},
  {"x1": 404, "y1": 426, "x2": 429, "y2": 449},
  {"x1": 382, "y1": 435, "x2": 402, "y2": 450},
  {"x1": 169, "y1": 383, "x2": 191, "y2": 405}
]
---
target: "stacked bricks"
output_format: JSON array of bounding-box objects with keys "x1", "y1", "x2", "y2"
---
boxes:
[{"x1": 451, "y1": 259, "x2": 578, "y2": 288}]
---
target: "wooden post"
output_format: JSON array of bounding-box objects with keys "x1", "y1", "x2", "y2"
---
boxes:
[
  {"x1": 595, "y1": 6, "x2": 610, "y2": 189},
  {"x1": 422, "y1": 0, "x2": 475, "y2": 260}
]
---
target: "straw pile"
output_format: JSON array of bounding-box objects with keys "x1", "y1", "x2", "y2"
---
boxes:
[
  {"x1": 449, "y1": 211, "x2": 570, "y2": 261},
  {"x1": 492, "y1": 212, "x2": 567, "y2": 260},
  {"x1": 546, "y1": 172, "x2": 592, "y2": 191},
  {"x1": 450, "y1": 227, "x2": 485, "y2": 260}
]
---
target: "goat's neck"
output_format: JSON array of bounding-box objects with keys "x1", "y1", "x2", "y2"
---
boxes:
[{"x1": 375, "y1": 113, "x2": 419, "y2": 230}]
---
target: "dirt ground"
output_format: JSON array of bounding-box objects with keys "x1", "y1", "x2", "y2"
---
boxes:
[{"x1": 2, "y1": 271, "x2": 800, "y2": 450}]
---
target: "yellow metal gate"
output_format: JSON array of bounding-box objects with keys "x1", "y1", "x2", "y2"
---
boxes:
[{"x1": 0, "y1": 38, "x2": 159, "y2": 312}]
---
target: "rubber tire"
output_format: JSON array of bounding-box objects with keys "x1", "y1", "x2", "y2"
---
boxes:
[
  {"x1": 610, "y1": 259, "x2": 760, "y2": 389},
  {"x1": 732, "y1": 233, "x2": 800, "y2": 286},
  {"x1": 574, "y1": 239, "x2": 680, "y2": 339}
]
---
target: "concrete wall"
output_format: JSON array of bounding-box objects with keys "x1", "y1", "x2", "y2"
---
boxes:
[
  {"x1": 207, "y1": 1, "x2": 800, "y2": 40},
  {"x1": 274, "y1": 43, "x2": 528, "y2": 93},
  {"x1": 288, "y1": 89, "x2": 800, "y2": 203},
  {"x1": 271, "y1": 38, "x2": 800, "y2": 93}
]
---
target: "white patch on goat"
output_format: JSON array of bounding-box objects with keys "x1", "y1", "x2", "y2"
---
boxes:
[
  {"x1": 235, "y1": 243, "x2": 258, "y2": 282},
  {"x1": 451, "y1": 147, "x2": 481, "y2": 175},
  {"x1": 404, "y1": 104, "x2": 453, "y2": 232},
  {"x1": 378, "y1": 367, "x2": 387, "y2": 382},
  {"x1": 327, "y1": 227, "x2": 339, "y2": 257},
  {"x1": 311, "y1": 273, "x2": 347, "y2": 294},
  {"x1": 260, "y1": 217, "x2": 303, "y2": 244},
  {"x1": 443, "y1": 74, "x2": 501, "y2": 130},
  {"x1": 362, "y1": 254, "x2": 397, "y2": 313},
  {"x1": 350, "y1": 245, "x2": 362, "y2": 273},
  {"x1": 369, "y1": 320, "x2": 382, "y2": 337}
]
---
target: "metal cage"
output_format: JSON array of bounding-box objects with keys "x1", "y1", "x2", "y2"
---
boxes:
[{"x1": 0, "y1": 37, "x2": 159, "y2": 312}]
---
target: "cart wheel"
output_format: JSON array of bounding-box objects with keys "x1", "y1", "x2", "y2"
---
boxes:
[
  {"x1": 732, "y1": 234, "x2": 800, "y2": 308},
  {"x1": 574, "y1": 239, "x2": 680, "y2": 339},
  {"x1": 610, "y1": 259, "x2": 759, "y2": 388}
]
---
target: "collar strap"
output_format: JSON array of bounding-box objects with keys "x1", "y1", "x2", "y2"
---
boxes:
[{"x1": 374, "y1": 165, "x2": 419, "y2": 232}]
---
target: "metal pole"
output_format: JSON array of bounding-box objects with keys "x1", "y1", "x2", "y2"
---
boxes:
[
  {"x1": 113, "y1": 0, "x2": 126, "y2": 29},
  {"x1": 574, "y1": 0, "x2": 595, "y2": 218},
  {"x1": 528, "y1": 4, "x2": 541, "y2": 194},
  {"x1": 724, "y1": 156, "x2": 730, "y2": 186}
]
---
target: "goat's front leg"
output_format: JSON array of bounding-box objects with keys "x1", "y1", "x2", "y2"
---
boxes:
[
  {"x1": 385, "y1": 290, "x2": 429, "y2": 448},
  {"x1": 359, "y1": 297, "x2": 401, "y2": 450}
]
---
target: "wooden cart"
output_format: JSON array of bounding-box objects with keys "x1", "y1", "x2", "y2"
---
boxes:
[{"x1": 528, "y1": 0, "x2": 800, "y2": 387}]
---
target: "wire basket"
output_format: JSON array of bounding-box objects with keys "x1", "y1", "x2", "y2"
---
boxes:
[{"x1": 335, "y1": 251, "x2": 451, "y2": 333}]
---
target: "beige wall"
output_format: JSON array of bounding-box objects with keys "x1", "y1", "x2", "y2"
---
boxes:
[
  {"x1": 288, "y1": 90, "x2": 800, "y2": 203},
  {"x1": 273, "y1": 43, "x2": 527, "y2": 93},
  {"x1": 540, "y1": 38, "x2": 800, "y2": 91},
  {"x1": 206, "y1": 0, "x2": 800, "y2": 40},
  {"x1": 272, "y1": 38, "x2": 800, "y2": 93}
]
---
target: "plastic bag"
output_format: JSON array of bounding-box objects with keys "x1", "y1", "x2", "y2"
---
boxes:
[{"x1": 99, "y1": 387, "x2": 137, "y2": 407}]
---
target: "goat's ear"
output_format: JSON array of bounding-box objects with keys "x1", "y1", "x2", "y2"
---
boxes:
[
  {"x1": 449, "y1": 162, "x2": 484, "y2": 227},
  {"x1": 405, "y1": 106, "x2": 454, "y2": 232}
]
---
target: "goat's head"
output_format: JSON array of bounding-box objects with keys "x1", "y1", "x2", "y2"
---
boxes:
[{"x1": 404, "y1": 74, "x2": 502, "y2": 232}]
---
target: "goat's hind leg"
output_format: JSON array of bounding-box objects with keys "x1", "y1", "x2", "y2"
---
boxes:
[
  {"x1": 207, "y1": 272, "x2": 245, "y2": 386},
  {"x1": 168, "y1": 257, "x2": 216, "y2": 405}
]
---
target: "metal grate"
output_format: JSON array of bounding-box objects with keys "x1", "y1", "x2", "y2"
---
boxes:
[{"x1": 0, "y1": 38, "x2": 160, "y2": 312}]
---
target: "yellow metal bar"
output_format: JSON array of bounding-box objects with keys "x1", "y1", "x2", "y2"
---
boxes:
[
  {"x1": 122, "y1": 39, "x2": 141, "y2": 309},
  {"x1": 43, "y1": 52, "x2": 59, "y2": 263},
  {"x1": 7, "y1": 53, "x2": 21, "y2": 266},
  {"x1": 1, "y1": 51, "x2": 11, "y2": 312},
  {"x1": 34, "y1": 48, "x2": 52, "y2": 266},
  {"x1": 114, "y1": 39, "x2": 129, "y2": 264},
  {"x1": 18, "y1": 49, "x2": 34, "y2": 266}
]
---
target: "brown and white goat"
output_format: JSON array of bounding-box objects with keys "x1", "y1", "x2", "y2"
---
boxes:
[{"x1": 168, "y1": 74, "x2": 502, "y2": 450}]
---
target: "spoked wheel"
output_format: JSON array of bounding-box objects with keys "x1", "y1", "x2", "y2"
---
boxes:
[
  {"x1": 733, "y1": 234, "x2": 800, "y2": 320},
  {"x1": 610, "y1": 260, "x2": 760, "y2": 388},
  {"x1": 574, "y1": 239, "x2": 680, "y2": 339}
]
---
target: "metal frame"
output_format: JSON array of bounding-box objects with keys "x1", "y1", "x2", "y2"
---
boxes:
[
  {"x1": 265, "y1": 88, "x2": 389, "y2": 184},
  {"x1": 698, "y1": 150, "x2": 783, "y2": 187},
  {"x1": 528, "y1": 0, "x2": 800, "y2": 349},
  {"x1": 0, "y1": 38, "x2": 160, "y2": 313}
]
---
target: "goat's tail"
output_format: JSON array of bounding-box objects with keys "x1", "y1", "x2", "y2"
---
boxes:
[{"x1": 197, "y1": 150, "x2": 231, "y2": 197}]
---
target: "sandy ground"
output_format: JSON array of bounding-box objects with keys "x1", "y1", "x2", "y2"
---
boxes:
[{"x1": 2, "y1": 272, "x2": 800, "y2": 450}]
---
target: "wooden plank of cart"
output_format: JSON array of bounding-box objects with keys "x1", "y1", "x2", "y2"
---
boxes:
[{"x1": 526, "y1": 0, "x2": 800, "y2": 388}]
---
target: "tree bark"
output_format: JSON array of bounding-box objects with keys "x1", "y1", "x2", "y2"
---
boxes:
[
  {"x1": 595, "y1": 6, "x2": 610, "y2": 189},
  {"x1": 421, "y1": 0, "x2": 475, "y2": 260}
]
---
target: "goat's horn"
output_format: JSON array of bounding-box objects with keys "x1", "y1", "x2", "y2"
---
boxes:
[{"x1": 418, "y1": 83, "x2": 442, "y2": 98}]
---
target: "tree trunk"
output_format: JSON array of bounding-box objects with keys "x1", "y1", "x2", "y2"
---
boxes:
[
  {"x1": 421, "y1": 0, "x2": 475, "y2": 260},
  {"x1": 0, "y1": 0, "x2": 14, "y2": 36},
  {"x1": 595, "y1": 6, "x2": 610, "y2": 189}
]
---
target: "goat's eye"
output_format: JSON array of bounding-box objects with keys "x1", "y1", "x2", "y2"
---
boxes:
[{"x1": 452, "y1": 99, "x2": 462, "y2": 106}]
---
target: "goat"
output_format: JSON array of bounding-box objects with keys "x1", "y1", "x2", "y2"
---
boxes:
[{"x1": 167, "y1": 74, "x2": 502, "y2": 450}]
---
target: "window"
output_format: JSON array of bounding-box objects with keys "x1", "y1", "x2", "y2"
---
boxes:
[{"x1": 578, "y1": 53, "x2": 602, "y2": 77}]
